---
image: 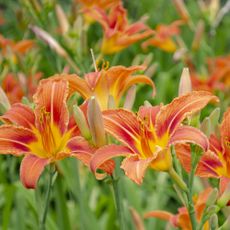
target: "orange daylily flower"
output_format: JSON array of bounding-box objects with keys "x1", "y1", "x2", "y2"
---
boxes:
[
  {"x1": 90, "y1": 91, "x2": 218, "y2": 184},
  {"x1": 142, "y1": 20, "x2": 183, "y2": 52},
  {"x1": 176, "y1": 108, "x2": 230, "y2": 187},
  {"x1": 144, "y1": 187, "x2": 212, "y2": 230},
  {"x1": 86, "y1": 4, "x2": 153, "y2": 54},
  {"x1": 188, "y1": 56, "x2": 230, "y2": 92},
  {"x1": 0, "y1": 34, "x2": 34, "y2": 56},
  {"x1": 2, "y1": 72, "x2": 42, "y2": 104},
  {"x1": 53, "y1": 65, "x2": 155, "y2": 110},
  {"x1": 0, "y1": 78, "x2": 112, "y2": 188},
  {"x1": 78, "y1": 0, "x2": 120, "y2": 11}
]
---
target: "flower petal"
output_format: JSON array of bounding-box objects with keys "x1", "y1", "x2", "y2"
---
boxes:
[
  {"x1": 0, "y1": 125, "x2": 37, "y2": 155},
  {"x1": 121, "y1": 155, "x2": 153, "y2": 184},
  {"x1": 156, "y1": 91, "x2": 219, "y2": 137},
  {"x1": 219, "y1": 177, "x2": 230, "y2": 196},
  {"x1": 53, "y1": 74, "x2": 92, "y2": 98},
  {"x1": 20, "y1": 154, "x2": 50, "y2": 189},
  {"x1": 175, "y1": 144, "x2": 224, "y2": 177},
  {"x1": 144, "y1": 210, "x2": 173, "y2": 221},
  {"x1": 170, "y1": 126, "x2": 209, "y2": 151},
  {"x1": 34, "y1": 78, "x2": 69, "y2": 133},
  {"x1": 90, "y1": 144, "x2": 133, "y2": 174},
  {"x1": 221, "y1": 108, "x2": 230, "y2": 159},
  {"x1": 68, "y1": 136, "x2": 115, "y2": 178},
  {"x1": 1, "y1": 103, "x2": 35, "y2": 128},
  {"x1": 103, "y1": 109, "x2": 141, "y2": 153}
]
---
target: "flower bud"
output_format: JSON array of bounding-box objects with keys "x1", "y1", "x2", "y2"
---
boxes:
[
  {"x1": 73, "y1": 105, "x2": 91, "y2": 141},
  {"x1": 192, "y1": 20, "x2": 205, "y2": 51},
  {"x1": 55, "y1": 4, "x2": 69, "y2": 34},
  {"x1": 209, "y1": 214, "x2": 218, "y2": 229},
  {"x1": 206, "y1": 188, "x2": 218, "y2": 206},
  {"x1": 0, "y1": 86, "x2": 10, "y2": 113},
  {"x1": 87, "y1": 97, "x2": 106, "y2": 147},
  {"x1": 217, "y1": 183, "x2": 230, "y2": 208},
  {"x1": 123, "y1": 85, "x2": 136, "y2": 110},
  {"x1": 172, "y1": 0, "x2": 190, "y2": 22},
  {"x1": 178, "y1": 67, "x2": 192, "y2": 96}
]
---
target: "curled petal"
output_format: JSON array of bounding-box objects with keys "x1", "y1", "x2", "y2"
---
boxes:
[
  {"x1": 1, "y1": 103, "x2": 35, "y2": 128},
  {"x1": 90, "y1": 144, "x2": 133, "y2": 174},
  {"x1": 121, "y1": 155, "x2": 153, "y2": 184},
  {"x1": 20, "y1": 154, "x2": 50, "y2": 189},
  {"x1": 103, "y1": 109, "x2": 141, "y2": 153},
  {"x1": 170, "y1": 126, "x2": 209, "y2": 151},
  {"x1": 156, "y1": 91, "x2": 219, "y2": 137},
  {"x1": 34, "y1": 78, "x2": 69, "y2": 133},
  {"x1": 0, "y1": 125, "x2": 37, "y2": 155}
]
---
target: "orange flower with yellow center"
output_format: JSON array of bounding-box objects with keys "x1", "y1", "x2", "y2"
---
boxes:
[
  {"x1": 53, "y1": 65, "x2": 155, "y2": 110},
  {"x1": 85, "y1": 4, "x2": 153, "y2": 54},
  {"x1": 0, "y1": 78, "x2": 100, "y2": 188},
  {"x1": 90, "y1": 91, "x2": 218, "y2": 184}
]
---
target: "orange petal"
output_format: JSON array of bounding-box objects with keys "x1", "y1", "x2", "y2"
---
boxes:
[
  {"x1": 221, "y1": 108, "x2": 230, "y2": 159},
  {"x1": 53, "y1": 74, "x2": 92, "y2": 98},
  {"x1": 103, "y1": 109, "x2": 141, "y2": 153},
  {"x1": 20, "y1": 154, "x2": 50, "y2": 189},
  {"x1": 13, "y1": 40, "x2": 34, "y2": 54},
  {"x1": 144, "y1": 210, "x2": 174, "y2": 221},
  {"x1": 210, "y1": 134, "x2": 223, "y2": 154},
  {"x1": 156, "y1": 91, "x2": 219, "y2": 137},
  {"x1": 1, "y1": 103, "x2": 35, "y2": 128},
  {"x1": 170, "y1": 126, "x2": 209, "y2": 151},
  {"x1": 90, "y1": 144, "x2": 133, "y2": 174},
  {"x1": 121, "y1": 155, "x2": 153, "y2": 184},
  {"x1": 0, "y1": 125, "x2": 37, "y2": 156},
  {"x1": 138, "y1": 105, "x2": 161, "y2": 129},
  {"x1": 69, "y1": 136, "x2": 115, "y2": 177},
  {"x1": 219, "y1": 177, "x2": 230, "y2": 196},
  {"x1": 175, "y1": 144, "x2": 224, "y2": 177},
  {"x1": 34, "y1": 78, "x2": 69, "y2": 133}
]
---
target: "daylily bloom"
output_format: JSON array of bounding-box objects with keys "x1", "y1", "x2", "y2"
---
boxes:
[
  {"x1": 142, "y1": 20, "x2": 183, "y2": 52},
  {"x1": 0, "y1": 34, "x2": 34, "y2": 58},
  {"x1": 78, "y1": 0, "x2": 120, "y2": 11},
  {"x1": 90, "y1": 91, "x2": 218, "y2": 184},
  {"x1": 53, "y1": 65, "x2": 155, "y2": 110},
  {"x1": 176, "y1": 108, "x2": 230, "y2": 187},
  {"x1": 144, "y1": 187, "x2": 213, "y2": 230},
  {"x1": 0, "y1": 78, "x2": 113, "y2": 188},
  {"x1": 188, "y1": 56, "x2": 230, "y2": 92},
  {"x1": 2, "y1": 72, "x2": 42, "y2": 104},
  {"x1": 86, "y1": 4, "x2": 153, "y2": 54}
]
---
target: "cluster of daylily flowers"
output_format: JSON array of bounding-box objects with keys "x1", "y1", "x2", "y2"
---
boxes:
[{"x1": 0, "y1": 0, "x2": 230, "y2": 229}]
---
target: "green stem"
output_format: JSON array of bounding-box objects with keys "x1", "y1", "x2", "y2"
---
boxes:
[
  {"x1": 111, "y1": 174, "x2": 125, "y2": 230},
  {"x1": 186, "y1": 146, "x2": 200, "y2": 230},
  {"x1": 39, "y1": 164, "x2": 55, "y2": 230}
]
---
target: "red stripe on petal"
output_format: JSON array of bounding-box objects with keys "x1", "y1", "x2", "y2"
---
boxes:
[
  {"x1": 0, "y1": 125, "x2": 37, "y2": 155},
  {"x1": 156, "y1": 91, "x2": 219, "y2": 137},
  {"x1": 34, "y1": 78, "x2": 69, "y2": 133},
  {"x1": 1, "y1": 103, "x2": 35, "y2": 128},
  {"x1": 20, "y1": 154, "x2": 50, "y2": 189},
  {"x1": 170, "y1": 126, "x2": 209, "y2": 151},
  {"x1": 103, "y1": 109, "x2": 141, "y2": 153}
]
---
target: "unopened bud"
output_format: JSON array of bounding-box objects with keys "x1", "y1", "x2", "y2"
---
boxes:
[
  {"x1": 200, "y1": 117, "x2": 211, "y2": 137},
  {"x1": 206, "y1": 205, "x2": 218, "y2": 215},
  {"x1": 206, "y1": 188, "x2": 218, "y2": 206},
  {"x1": 87, "y1": 97, "x2": 106, "y2": 147},
  {"x1": 0, "y1": 86, "x2": 10, "y2": 113},
  {"x1": 172, "y1": 0, "x2": 190, "y2": 22},
  {"x1": 29, "y1": 25, "x2": 68, "y2": 57},
  {"x1": 55, "y1": 4, "x2": 69, "y2": 34},
  {"x1": 178, "y1": 67, "x2": 192, "y2": 96},
  {"x1": 209, "y1": 214, "x2": 218, "y2": 229},
  {"x1": 123, "y1": 85, "x2": 136, "y2": 110},
  {"x1": 129, "y1": 207, "x2": 145, "y2": 230},
  {"x1": 192, "y1": 20, "x2": 205, "y2": 51},
  {"x1": 217, "y1": 183, "x2": 230, "y2": 208},
  {"x1": 73, "y1": 105, "x2": 91, "y2": 141},
  {"x1": 144, "y1": 100, "x2": 152, "y2": 107}
]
